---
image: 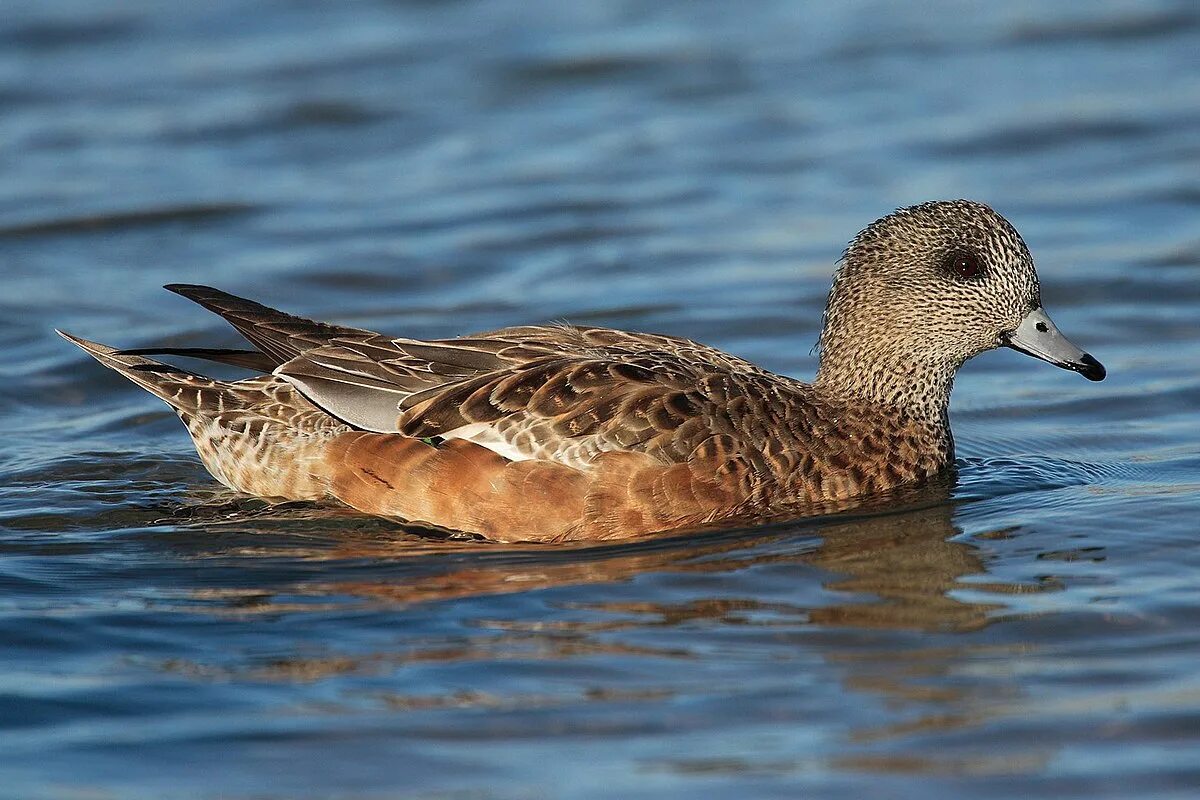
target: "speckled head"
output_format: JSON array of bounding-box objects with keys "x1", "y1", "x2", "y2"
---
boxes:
[{"x1": 816, "y1": 200, "x2": 1104, "y2": 414}]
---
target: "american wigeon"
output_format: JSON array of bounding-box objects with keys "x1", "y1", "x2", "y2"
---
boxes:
[{"x1": 60, "y1": 200, "x2": 1104, "y2": 542}]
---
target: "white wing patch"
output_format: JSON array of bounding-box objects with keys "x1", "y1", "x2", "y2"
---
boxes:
[
  {"x1": 439, "y1": 420, "x2": 619, "y2": 470},
  {"x1": 439, "y1": 422, "x2": 532, "y2": 463}
]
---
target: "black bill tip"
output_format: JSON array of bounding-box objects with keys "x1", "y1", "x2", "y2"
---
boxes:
[{"x1": 1074, "y1": 353, "x2": 1106, "y2": 382}]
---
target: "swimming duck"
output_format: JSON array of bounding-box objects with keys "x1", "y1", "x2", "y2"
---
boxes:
[{"x1": 60, "y1": 200, "x2": 1104, "y2": 542}]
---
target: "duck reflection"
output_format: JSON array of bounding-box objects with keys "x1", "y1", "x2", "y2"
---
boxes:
[
  {"x1": 174, "y1": 484, "x2": 1054, "y2": 764},
  {"x1": 803, "y1": 502, "x2": 1005, "y2": 633},
  {"x1": 194, "y1": 478, "x2": 1025, "y2": 635}
]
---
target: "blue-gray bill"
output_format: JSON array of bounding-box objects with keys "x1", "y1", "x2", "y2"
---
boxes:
[{"x1": 1002, "y1": 307, "x2": 1106, "y2": 381}]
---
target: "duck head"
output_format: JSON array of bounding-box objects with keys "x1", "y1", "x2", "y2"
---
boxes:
[{"x1": 815, "y1": 200, "x2": 1104, "y2": 414}]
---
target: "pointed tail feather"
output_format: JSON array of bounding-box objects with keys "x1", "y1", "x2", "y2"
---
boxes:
[
  {"x1": 163, "y1": 284, "x2": 372, "y2": 366},
  {"x1": 57, "y1": 330, "x2": 218, "y2": 413},
  {"x1": 116, "y1": 346, "x2": 277, "y2": 372}
]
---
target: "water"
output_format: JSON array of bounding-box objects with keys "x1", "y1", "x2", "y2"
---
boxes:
[{"x1": 2, "y1": 1, "x2": 1199, "y2": 797}]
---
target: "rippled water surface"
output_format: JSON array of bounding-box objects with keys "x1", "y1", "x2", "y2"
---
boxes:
[{"x1": 3, "y1": 1, "x2": 1200, "y2": 797}]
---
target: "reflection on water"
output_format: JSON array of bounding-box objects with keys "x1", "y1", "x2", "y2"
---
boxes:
[
  {"x1": 204, "y1": 484, "x2": 1007, "y2": 635},
  {"x1": 126, "y1": 489, "x2": 1079, "y2": 786},
  {"x1": 808, "y1": 504, "x2": 1007, "y2": 633},
  {"x1": 159, "y1": 484, "x2": 1035, "y2": 751}
]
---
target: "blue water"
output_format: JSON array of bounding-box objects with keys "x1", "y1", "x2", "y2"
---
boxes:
[{"x1": 2, "y1": 1, "x2": 1199, "y2": 797}]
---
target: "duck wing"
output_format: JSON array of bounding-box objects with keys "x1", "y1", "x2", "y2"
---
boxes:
[
  {"x1": 276, "y1": 324, "x2": 787, "y2": 471},
  {"x1": 159, "y1": 284, "x2": 379, "y2": 365},
  {"x1": 132, "y1": 284, "x2": 789, "y2": 470}
]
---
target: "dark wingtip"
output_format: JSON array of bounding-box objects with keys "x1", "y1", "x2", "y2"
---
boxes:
[
  {"x1": 117, "y1": 346, "x2": 277, "y2": 372},
  {"x1": 1077, "y1": 353, "x2": 1106, "y2": 382},
  {"x1": 163, "y1": 283, "x2": 215, "y2": 297}
]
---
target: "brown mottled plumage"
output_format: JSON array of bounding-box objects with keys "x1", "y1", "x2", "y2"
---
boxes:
[{"x1": 59, "y1": 200, "x2": 1104, "y2": 542}]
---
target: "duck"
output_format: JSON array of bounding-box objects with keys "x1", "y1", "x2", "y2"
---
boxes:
[{"x1": 59, "y1": 200, "x2": 1105, "y2": 542}]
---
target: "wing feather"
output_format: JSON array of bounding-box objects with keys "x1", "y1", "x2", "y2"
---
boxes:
[{"x1": 268, "y1": 322, "x2": 784, "y2": 470}]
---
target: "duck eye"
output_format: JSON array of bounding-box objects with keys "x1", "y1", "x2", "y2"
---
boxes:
[{"x1": 947, "y1": 252, "x2": 982, "y2": 280}]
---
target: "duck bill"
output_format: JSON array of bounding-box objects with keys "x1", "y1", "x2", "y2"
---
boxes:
[{"x1": 1001, "y1": 307, "x2": 1106, "y2": 381}]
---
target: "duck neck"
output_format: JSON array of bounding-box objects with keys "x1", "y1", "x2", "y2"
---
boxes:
[{"x1": 814, "y1": 340, "x2": 956, "y2": 432}]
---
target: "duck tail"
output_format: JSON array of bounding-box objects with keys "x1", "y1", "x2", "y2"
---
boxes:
[{"x1": 56, "y1": 330, "x2": 226, "y2": 416}]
